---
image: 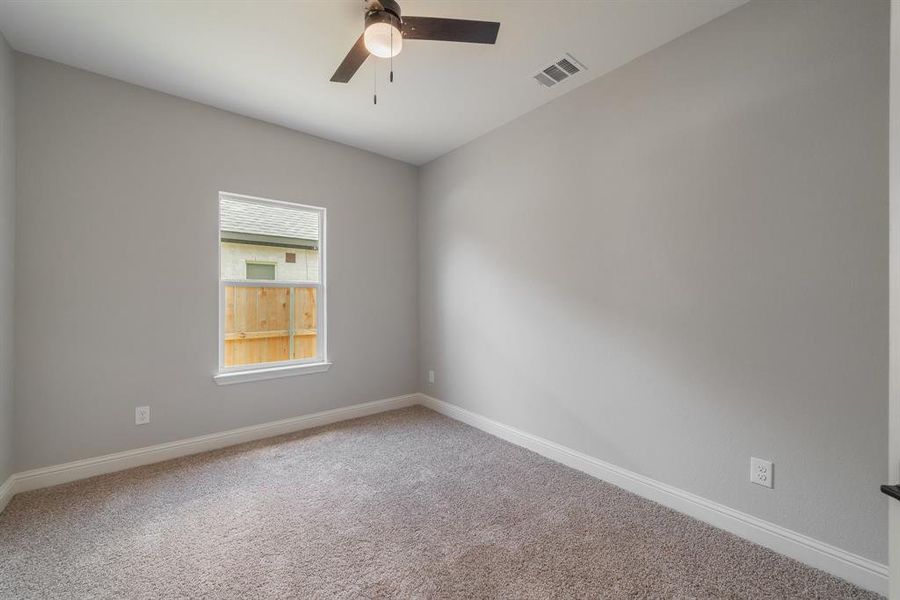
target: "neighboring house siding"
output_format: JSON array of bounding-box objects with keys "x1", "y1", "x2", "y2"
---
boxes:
[{"x1": 221, "y1": 242, "x2": 319, "y2": 281}]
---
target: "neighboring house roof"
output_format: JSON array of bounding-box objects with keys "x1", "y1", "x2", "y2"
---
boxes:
[{"x1": 220, "y1": 197, "x2": 318, "y2": 242}]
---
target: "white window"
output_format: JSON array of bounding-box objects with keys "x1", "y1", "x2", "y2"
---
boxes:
[
  {"x1": 215, "y1": 192, "x2": 329, "y2": 384},
  {"x1": 246, "y1": 261, "x2": 276, "y2": 280}
]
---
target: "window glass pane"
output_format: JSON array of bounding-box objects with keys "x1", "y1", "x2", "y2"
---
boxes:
[
  {"x1": 220, "y1": 194, "x2": 323, "y2": 371},
  {"x1": 223, "y1": 286, "x2": 318, "y2": 367},
  {"x1": 223, "y1": 285, "x2": 290, "y2": 367},
  {"x1": 246, "y1": 262, "x2": 275, "y2": 280},
  {"x1": 220, "y1": 197, "x2": 320, "y2": 282},
  {"x1": 293, "y1": 287, "x2": 318, "y2": 360}
]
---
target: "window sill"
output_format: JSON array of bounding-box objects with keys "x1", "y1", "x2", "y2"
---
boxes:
[{"x1": 213, "y1": 362, "x2": 332, "y2": 386}]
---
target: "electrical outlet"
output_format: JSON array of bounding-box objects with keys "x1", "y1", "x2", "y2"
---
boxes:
[
  {"x1": 428, "y1": 370, "x2": 435, "y2": 385},
  {"x1": 750, "y1": 457, "x2": 773, "y2": 488},
  {"x1": 135, "y1": 406, "x2": 150, "y2": 425}
]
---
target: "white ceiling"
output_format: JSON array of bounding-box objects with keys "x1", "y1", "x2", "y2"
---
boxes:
[{"x1": 0, "y1": 0, "x2": 746, "y2": 165}]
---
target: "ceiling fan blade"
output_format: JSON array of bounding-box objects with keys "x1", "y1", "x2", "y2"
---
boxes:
[
  {"x1": 402, "y1": 17, "x2": 500, "y2": 44},
  {"x1": 330, "y1": 34, "x2": 369, "y2": 83}
]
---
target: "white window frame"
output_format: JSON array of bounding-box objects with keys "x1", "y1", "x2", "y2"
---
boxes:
[{"x1": 214, "y1": 192, "x2": 330, "y2": 385}]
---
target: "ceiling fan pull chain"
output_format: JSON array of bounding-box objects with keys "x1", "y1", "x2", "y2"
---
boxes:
[
  {"x1": 390, "y1": 26, "x2": 394, "y2": 83},
  {"x1": 373, "y1": 58, "x2": 377, "y2": 105}
]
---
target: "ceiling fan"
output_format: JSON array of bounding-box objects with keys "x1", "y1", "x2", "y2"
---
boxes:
[{"x1": 330, "y1": 0, "x2": 500, "y2": 84}]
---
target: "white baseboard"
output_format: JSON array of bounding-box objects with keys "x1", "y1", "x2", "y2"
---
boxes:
[
  {"x1": 0, "y1": 475, "x2": 13, "y2": 514},
  {"x1": 418, "y1": 393, "x2": 888, "y2": 596},
  {"x1": 8, "y1": 393, "x2": 419, "y2": 497},
  {"x1": 0, "y1": 391, "x2": 887, "y2": 595}
]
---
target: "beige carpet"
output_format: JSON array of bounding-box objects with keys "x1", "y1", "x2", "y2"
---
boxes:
[{"x1": 0, "y1": 406, "x2": 881, "y2": 599}]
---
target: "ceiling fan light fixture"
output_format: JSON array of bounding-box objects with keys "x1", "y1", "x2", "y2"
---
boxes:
[
  {"x1": 330, "y1": 0, "x2": 499, "y2": 84},
  {"x1": 364, "y1": 16, "x2": 402, "y2": 58}
]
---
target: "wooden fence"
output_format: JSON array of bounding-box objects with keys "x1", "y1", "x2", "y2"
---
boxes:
[{"x1": 223, "y1": 285, "x2": 317, "y2": 367}]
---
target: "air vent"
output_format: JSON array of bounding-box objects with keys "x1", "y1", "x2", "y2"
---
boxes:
[
  {"x1": 543, "y1": 64, "x2": 568, "y2": 83},
  {"x1": 533, "y1": 72, "x2": 555, "y2": 87},
  {"x1": 533, "y1": 53, "x2": 587, "y2": 88},
  {"x1": 557, "y1": 58, "x2": 580, "y2": 75}
]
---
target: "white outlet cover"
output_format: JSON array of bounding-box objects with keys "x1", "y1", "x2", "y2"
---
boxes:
[
  {"x1": 428, "y1": 370, "x2": 435, "y2": 384},
  {"x1": 750, "y1": 457, "x2": 773, "y2": 488},
  {"x1": 135, "y1": 406, "x2": 150, "y2": 425}
]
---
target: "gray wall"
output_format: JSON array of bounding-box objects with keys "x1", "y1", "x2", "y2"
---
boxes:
[
  {"x1": 0, "y1": 34, "x2": 14, "y2": 483},
  {"x1": 418, "y1": 0, "x2": 889, "y2": 562},
  {"x1": 14, "y1": 55, "x2": 418, "y2": 471}
]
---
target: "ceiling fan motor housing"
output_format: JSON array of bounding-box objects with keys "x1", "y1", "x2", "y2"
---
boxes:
[
  {"x1": 365, "y1": 11, "x2": 401, "y2": 33},
  {"x1": 366, "y1": 0, "x2": 402, "y2": 32},
  {"x1": 369, "y1": 0, "x2": 401, "y2": 19}
]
